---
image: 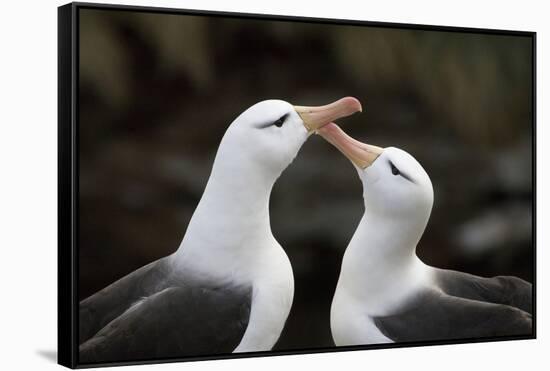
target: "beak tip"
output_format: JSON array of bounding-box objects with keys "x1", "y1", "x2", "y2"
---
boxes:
[{"x1": 342, "y1": 96, "x2": 362, "y2": 114}]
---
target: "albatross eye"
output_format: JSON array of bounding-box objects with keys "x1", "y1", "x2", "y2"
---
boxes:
[
  {"x1": 273, "y1": 114, "x2": 288, "y2": 128},
  {"x1": 390, "y1": 162, "x2": 400, "y2": 176}
]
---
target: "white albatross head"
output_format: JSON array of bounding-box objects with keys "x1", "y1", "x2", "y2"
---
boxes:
[
  {"x1": 214, "y1": 97, "x2": 362, "y2": 184},
  {"x1": 318, "y1": 123, "x2": 433, "y2": 226}
]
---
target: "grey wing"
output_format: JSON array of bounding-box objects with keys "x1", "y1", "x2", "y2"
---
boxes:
[
  {"x1": 79, "y1": 257, "x2": 172, "y2": 344},
  {"x1": 373, "y1": 289, "x2": 532, "y2": 343},
  {"x1": 79, "y1": 285, "x2": 252, "y2": 364},
  {"x1": 434, "y1": 268, "x2": 533, "y2": 314}
]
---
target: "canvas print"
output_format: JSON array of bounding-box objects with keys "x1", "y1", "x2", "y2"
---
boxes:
[{"x1": 58, "y1": 2, "x2": 535, "y2": 368}]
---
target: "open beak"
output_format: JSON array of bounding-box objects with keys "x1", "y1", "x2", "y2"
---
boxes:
[
  {"x1": 317, "y1": 123, "x2": 383, "y2": 169},
  {"x1": 294, "y1": 97, "x2": 362, "y2": 132}
]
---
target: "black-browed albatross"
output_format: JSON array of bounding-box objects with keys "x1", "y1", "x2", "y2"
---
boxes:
[
  {"x1": 79, "y1": 97, "x2": 362, "y2": 363},
  {"x1": 317, "y1": 123, "x2": 532, "y2": 345}
]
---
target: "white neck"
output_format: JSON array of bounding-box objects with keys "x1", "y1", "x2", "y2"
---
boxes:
[
  {"x1": 171, "y1": 148, "x2": 280, "y2": 281},
  {"x1": 192, "y1": 155, "x2": 276, "y2": 232},
  {"x1": 338, "y1": 208, "x2": 432, "y2": 315}
]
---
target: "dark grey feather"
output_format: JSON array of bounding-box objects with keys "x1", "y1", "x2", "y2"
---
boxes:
[
  {"x1": 434, "y1": 269, "x2": 532, "y2": 314},
  {"x1": 79, "y1": 257, "x2": 174, "y2": 344},
  {"x1": 373, "y1": 288, "x2": 532, "y2": 343},
  {"x1": 79, "y1": 284, "x2": 251, "y2": 364}
]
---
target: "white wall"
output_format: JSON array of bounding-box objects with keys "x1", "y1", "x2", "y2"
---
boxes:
[{"x1": 0, "y1": 0, "x2": 546, "y2": 370}]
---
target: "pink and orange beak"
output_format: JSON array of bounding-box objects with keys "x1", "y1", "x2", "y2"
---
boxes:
[
  {"x1": 294, "y1": 97, "x2": 362, "y2": 132},
  {"x1": 317, "y1": 122, "x2": 383, "y2": 169}
]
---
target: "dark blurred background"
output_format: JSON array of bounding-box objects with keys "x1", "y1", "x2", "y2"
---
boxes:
[{"x1": 78, "y1": 8, "x2": 533, "y2": 351}]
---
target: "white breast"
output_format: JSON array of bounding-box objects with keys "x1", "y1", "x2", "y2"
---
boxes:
[
  {"x1": 331, "y1": 285, "x2": 392, "y2": 345},
  {"x1": 234, "y1": 242, "x2": 295, "y2": 352}
]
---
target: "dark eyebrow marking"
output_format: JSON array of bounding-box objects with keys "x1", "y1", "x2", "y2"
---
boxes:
[
  {"x1": 257, "y1": 113, "x2": 289, "y2": 129},
  {"x1": 400, "y1": 171, "x2": 415, "y2": 183},
  {"x1": 388, "y1": 160, "x2": 415, "y2": 183}
]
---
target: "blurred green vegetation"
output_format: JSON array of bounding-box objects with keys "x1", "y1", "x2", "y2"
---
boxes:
[{"x1": 78, "y1": 8, "x2": 533, "y2": 351}]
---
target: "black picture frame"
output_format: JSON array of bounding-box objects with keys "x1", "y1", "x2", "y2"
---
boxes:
[{"x1": 58, "y1": 2, "x2": 536, "y2": 368}]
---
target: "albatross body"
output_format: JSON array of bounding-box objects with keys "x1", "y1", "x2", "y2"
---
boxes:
[
  {"x1": 318, "y1": 123, "x2": 532, "y2": 346},
  {"x1": 79, "y1": 97, "x2": 362, "y2": 363}
]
